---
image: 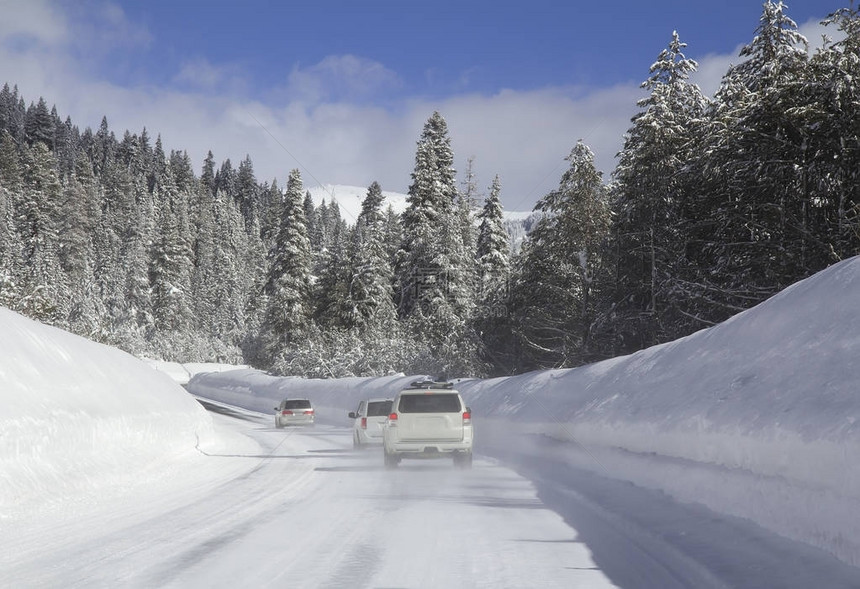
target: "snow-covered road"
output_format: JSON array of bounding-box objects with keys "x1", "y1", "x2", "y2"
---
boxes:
[
  {"x1": 6, "y1": 399, "x2": 860, "y2": 588},
  {"x1": 1, "y1": 405, "x2": 612, "y2": 588},
  {"x1": 479, "y1": 430, "x2": 860, "y2": 589}
]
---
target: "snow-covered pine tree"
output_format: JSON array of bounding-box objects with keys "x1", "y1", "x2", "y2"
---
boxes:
[
  {"x1": 359, "y1": 180, "x2": 385, "y2": 225},
  {"x1": 190, "y1": 152, "x2": 219, "y2": 341},
  {"x1": 0, "y1": 129, "x2": 21, "y2": 193},
  {"x1": 693, "y1": 1, "x2": 810, "y2": 320},
  {"x1": 800, "y1": 6, "x2": 860, "y2": 262},
  {"x1": 263, "y1": 168, "x2": 312, "y2": 367},
  {"x1": 475, "y1": 174, "x2": 510, "y2": 304},
  {"x1": 7, "y1": 88, "x2": 26, "y2": 144},
  {"x1": 208, "y1": 185, "x2": 251, "y2": 360},
  {"x1": 0, "y1": 84, "x2": 18, "y2": 137},
  {"x1": 0, "y1": 182, "x2": 18, "y2": 309},
  {"x1": 382, "y1": 204, "x2": 402, "y2": 264},
  {"x1": 236, "y1": 155, "x2": 259, "y2": 231},
  {"x1": 303, "y1": 189, "x2": 316, "y2": 235},
  {"x1": 56, "y1": 116, "x2": 80, "y2": 181},
  {"x1": 149, "y1": 159, "x2": 195, "y2": 350},
  {"x1": 473, "y1": 175, "x2": 512, "y2": 373},
  {"x1": 347, "y1": 181, "x2": 397, "y2": 334},
  {"x1": 326, "y1": 199, "x2": 348, "y2": 249},
  {"x1": 311, "y1": 198, "x2": 328, "y2": 256},
  {"x1": 93, "y1": 134, "x2": 154, "y2": 353},
  {"x1": 397, "y1": 111, "x2": 458, "y2": 319},
  {"x1": 396, "y1": 111, "x2": 481, "y2": 375},
  {"x1": 92, "y1": 116, "x2": 117, "y2": 179},
  {"x1": 511, "y1": 141, "x2": 610, "y2": 369},
  {"x1": 258, "y1": 178, "x2": 283, "y2": 255},
  {"x1": 58, "y1": 156, "x2": 100, "y2": 335},
  {"x1": 214, "y1": 158, "x2": 237, "y2": 204},
  {"x1": 123, "y1": 169, "x2": 156, "y2": 351},
  {"x1": 24, "y1": 97, "x2": 54, "y2": 149},
  {"x1": 313, "y1": 215, "x2": 353, "y2": 330},
  {"x1": 457, "y1": 155, "x2": 481, "y2": 304},
  {"x1": 15, "y1": 142, "x2": 63, "y2": 323},
  {"x1": 453, "y1": 158, "x2": 479, "y2": 317},
  {"x1": 610, "y1": 30, "x2": 707, "y2": 352}
]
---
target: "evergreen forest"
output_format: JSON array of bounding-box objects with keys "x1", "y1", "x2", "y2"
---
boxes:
[{"x1": 1, "y1": 3, "x2": 858, "y2": 377}]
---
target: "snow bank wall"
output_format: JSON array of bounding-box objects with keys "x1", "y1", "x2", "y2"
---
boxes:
[
  {"x1": 0, "y1": 308, "x2": 216, "y2": 518},
  {"x1": 456, "y1": 257, "x2": 860, "y2": 566},
  {"x1": 188, "y1": 257, "x2": 860, "y2": 566}
]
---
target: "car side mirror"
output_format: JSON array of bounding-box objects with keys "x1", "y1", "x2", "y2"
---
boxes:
[
  {"x1": 348, "y1": 412, "x2": 357, "y2": 419},
  {"x1": 274, "y1": 407, "x2": 279, "y2": 411}
]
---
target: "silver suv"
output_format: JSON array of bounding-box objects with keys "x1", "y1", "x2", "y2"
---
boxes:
[
  {"x1": 274, "y1": 398, "x2": 315, "y2": 427},
  {"x1": 349, "y1": 398, "x2": 393, "y2": 447},
  {"x1": 382, "y1": 381, "x2": 473, "y2": 468}
]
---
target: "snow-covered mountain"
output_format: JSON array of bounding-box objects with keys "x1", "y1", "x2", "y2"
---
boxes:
[
  {"x1": 503, "y1": 210, "x2": 542, "y2": 253},
  {"x1": 305, "y1": 184, "x2": 409, "y2": 223},
  {"x1": 4, "y1": 256, "x2": 860, "y2": 570}
]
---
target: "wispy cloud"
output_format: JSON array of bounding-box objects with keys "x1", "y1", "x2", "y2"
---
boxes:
[
  {"x1": 0, "y1": 0, "x2": 67, "y2": 47},
  {"x1": 286, "y1": 55, "x2": 402, "y2": 103},
  {"x1": 72, "y1": 1, "x2": 152, "y2": 51},
  {"x1": 172, "y1": 57, "x2": 249, "y2": 96}
]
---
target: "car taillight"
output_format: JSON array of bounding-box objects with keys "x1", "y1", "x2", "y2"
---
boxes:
[
  {"x1": 304, "y1": 409, "x2": 314, "y2": 415},
  {"x1": 360, "y1": 417, "x2": 367, "y2": 429},
  {"x1": 388, "y1": 412, "x2": 398, "y2": 421},
  {"x1": 282, "y1": 410, "x2": 293, "y2": 415},
  {"x1": 463, "y1": 411, "x2": 471, "y2": 425}
]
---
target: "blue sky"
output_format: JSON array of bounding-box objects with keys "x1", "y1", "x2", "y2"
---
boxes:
[{"x1": 0, "y1": 0, "x2": 840, "y2": 213}]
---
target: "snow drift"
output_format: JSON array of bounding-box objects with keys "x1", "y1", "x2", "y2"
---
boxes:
[
  {"x1": 0, "y1": 308, "x2": 218, "y2": 518},
  {"x1": 188, "y1": 256, "x2": 860, "y2": 566}
]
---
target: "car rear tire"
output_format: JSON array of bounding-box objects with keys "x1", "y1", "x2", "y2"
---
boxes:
[
  {"x1": 454, "y1": 452, "x2": 473, "y2": 469},
  {"x1": 275, "y1": 419, "x2": 283, "y2": 429},
  {"x1": 384, "y1": 451, "x2": 399, "y2": 469}
]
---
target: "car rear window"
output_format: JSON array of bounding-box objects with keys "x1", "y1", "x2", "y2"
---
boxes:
[
  {"x1": 367, "y1": 400, "x2": 393, "y2": 416},
  {"x1": 282, "y1": 399, "x2": 312, "y2": 410},
  {"x1": 397, "y1": 393, "x2": 462, "y2": 413}
]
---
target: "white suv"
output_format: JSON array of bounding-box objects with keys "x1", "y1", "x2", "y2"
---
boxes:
[
  {"x1": 349, "y1": 398, "x2": 393, "y2": 447},
  {"x1": 382, "y1": 381, "x2": 473, "y2": 468}
]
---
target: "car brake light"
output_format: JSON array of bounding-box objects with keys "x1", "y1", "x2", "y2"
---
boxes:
[
  {"x1": 361, "y1": 417, "x2": 367, "y2": 429},
  {"x1": 282, "y1": 410, "x2": 293, "y2": 415},
  {"x1": 463, "y1": 411, "x2": 471, "y2": 424},
  {"x1": 388, "y1": 412, "x2": 398, "y2": 421},
  {"x1": 304, "y1": 409, "x2": 314, "y2": 415}
]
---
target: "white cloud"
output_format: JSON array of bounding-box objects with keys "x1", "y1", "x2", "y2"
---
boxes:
[
  {"x1": 689, "y1": 50, "x2": 740, "y2": 98},
  {"x1": 797, "y1": 15, "x2": 845, "y2": 51},
  {"x1": 438, "y1": 86, "x2": 640, "y2": 208},
  {"x1": 83, "y1": 2, "x2": 151, "y2": 50},
  {"x1": 174, "y1": 58, "x2": 227, "y2": 89},
  {"x1": 172, "y1": 57, "x2": 249, "y2": 96},
  {"x1": 0, "y1": 0, "x2": 68, "y2": 46},
  {"x1": 286, "y1": 55, "x2": 402, "y2": 103}
]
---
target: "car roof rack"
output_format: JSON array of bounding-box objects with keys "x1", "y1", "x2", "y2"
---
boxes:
[{"x1": 407, "y1": 379, "x2": 454, "y2": 389}]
